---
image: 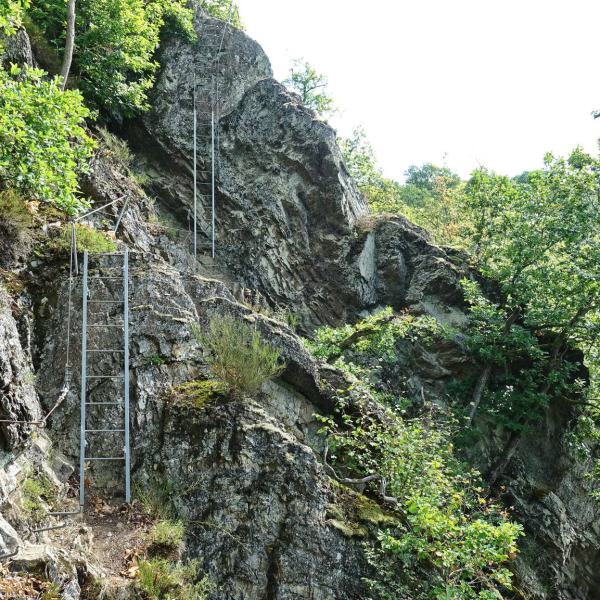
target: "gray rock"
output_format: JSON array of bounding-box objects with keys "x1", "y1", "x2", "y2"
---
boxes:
[
  {"x1": 1, "y1": 27, "x2": 33, "y2": 68},
  {"x1": 0, "y1": 287, "x2": 42, "y2": 450}
]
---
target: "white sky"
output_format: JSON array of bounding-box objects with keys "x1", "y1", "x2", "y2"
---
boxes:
[{"x1": 234, "y1": 0, "x2": 600, "y2": 182}]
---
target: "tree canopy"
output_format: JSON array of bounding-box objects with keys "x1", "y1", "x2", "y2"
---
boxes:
[
  {"x1": 28, "y1": 0, "x2": 195, "y2": 116},
  {"x1": 283, "y1": 59, "x2": 335, "y2": 118}
]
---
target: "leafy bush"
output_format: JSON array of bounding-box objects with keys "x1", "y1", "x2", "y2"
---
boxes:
[
  {"x1": 0, "y1": 65, "x2": 94, "y2": 214},
  {"x1": 28, "y1": 0, "x2": 195, "y2": 116},
  {"x1": 459, "y1": 279, "x2": 579, "y2": 433},
  {"x1": 194, "y1": 315, "x2": 284, "y2": 397},
  {"x1": 319, "y1": 400, "x2": 522, "y2": 599},
  {"x1": 137, "y1": 558, "x2": 214, "y2": 600},
  {"x1": 0, "y1": 0, "x2": 28, "y2": 43},
  {"x1": 46, "y1": 223, "x2": 116, "y2": 255}
]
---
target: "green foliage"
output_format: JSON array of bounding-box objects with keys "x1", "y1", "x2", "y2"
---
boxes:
[
  {"x1": 137, "y1": 558, "x2": 214, "y2": 600},
  {"x1": 340, "y1": 128, "x2": 465, "y2": 245},
  {"x1": 319, "y1": 399, "x2": 522, "y2": 599},
  {"x1": 194, "y1": 315, "x2": 285, "y2": 397},
  {"x1": 306, "y1": 307, "x2": 442, "y2": 386},
  {"x1": 283, "y1": 59, "x2": 335, "y2": 117},
  {"x1": 142, "y1": 354, "x2": 166, "y2": 367},
  {"x1": 147, "y1": 520, "x2": 185, "y2": 557},
  {"x1": 458, "y1": 150, "x2": 600, "y2": 438},
  {"x1": 21, "y1": 470, "x2": 56, "y2": 522},
  {"x1": 203, "y1": 0, "x2": 243, "y2": 29},
  {"x1": 0, "y1": 188, "x2": 33, "y2": 231},
  {"x1": 46, "y1": 223, "x2": 117, "y2": 255},
  {"x1": 405, "y1": 163, "x2": 461, "y2": 193},
  {"x1": 167, "y1": 379, "x2": 225, "y2": 409},
  {"x1": 0, "y1": 0, "x2": 28, "y2": 42},
  {"x1": 0, "y1": 65, "x2": 94, "y2": 215},
  {"x1": 459, "y1": 279, "x2": 581, "y2": 433},
  {"x1": 28, "y1": 0, "x2": 195, "y2": 116},
  {"x1": 462, "y1": 150, "x2": 600, "y2": 341}
]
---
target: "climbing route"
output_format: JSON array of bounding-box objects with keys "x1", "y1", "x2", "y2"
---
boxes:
[
  {"x1": 79, "y1": 250, "x2": 131, "y2": 506},
  {"x1": 192, "y1": 1, "x2": 235, "y2": 259}
]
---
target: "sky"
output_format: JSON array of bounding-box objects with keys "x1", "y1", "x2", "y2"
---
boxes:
[{"x1": 234, "y1": 0, "x2": 600, "y2": 182}]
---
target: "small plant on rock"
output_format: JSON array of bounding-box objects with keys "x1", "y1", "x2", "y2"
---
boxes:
[
  {"x1": 137, "y1": 558, "x2": 214, "y2": 600},
  {"x1": 46, "y1": 224, "x2": 117, "y2": 255},
  {"x1": 167, "y1": 379, "x2": 225, "y2": 409},
  {"x1": 193, "y1": 315, "x2": 285, "y2": 397},
  {"x1": 147, "y1": 520, "x2": 185, "y2": 558}
]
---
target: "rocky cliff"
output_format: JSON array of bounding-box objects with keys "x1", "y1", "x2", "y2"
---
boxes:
[{"x1": 1, "y1": 7, "x2": 599, "y2": 600}]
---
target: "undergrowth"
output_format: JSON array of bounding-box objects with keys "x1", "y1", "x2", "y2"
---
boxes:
[
  {"x1": 46, "y1": 223, "x2": 117, "y2": 255},
  {"x1": 307, "y1": 309, "x2": 522, "y2": 599}
]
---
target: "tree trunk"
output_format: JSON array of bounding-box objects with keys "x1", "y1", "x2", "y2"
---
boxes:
[
  {"x1": 60, "y1": 0, "x2": 76, "y2": 90},
  {"x1": 467, "y1": 306, "x2": 521, "y2": 426}
]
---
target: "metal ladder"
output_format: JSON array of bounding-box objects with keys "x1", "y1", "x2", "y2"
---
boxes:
[
  {"x1": 192, "y1": 7, "x2": 234, "y2": 259},
  {"x1": 79, "y1": 250, "x2": 130, "y2": 506}
]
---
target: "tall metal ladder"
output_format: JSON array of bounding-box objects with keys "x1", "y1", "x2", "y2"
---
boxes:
[
  {"x1": 192, "y1": 5, "x2": 234, "y2": 259},
  {"x1": 79, "y1": 250, "x2": 130, "y2": 506}
]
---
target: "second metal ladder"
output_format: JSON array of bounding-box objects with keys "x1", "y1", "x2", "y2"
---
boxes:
[{"x1": 79, "y1": 250, "x2": 130, "y2": 506}]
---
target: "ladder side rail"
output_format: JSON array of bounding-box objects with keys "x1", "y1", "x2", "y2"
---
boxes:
[
  {"x1": 123, "y1": 249, "x2": 131, "y2": 503},
  {"x1": 79, "y1": 251, "x2": 89, "y2": 506}
]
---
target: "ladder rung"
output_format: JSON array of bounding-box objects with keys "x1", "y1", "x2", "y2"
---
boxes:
[
  {"x1": 85, "y1": 402, "x2": 122, "y2": 405},
  {"x1": 87, "y1": 375, "x2": 124, "y2": 379},
  {"x1": 85, "y1": 457, "x2": 125, "y2": 461},
  {"x1": 88, "y1": 277, "x2": 124, "y2": 280},
  {"x1": 88, "y1": 300, "x2": 123, "y2": 304},
  {"x1": 87, "y1": 325, "x2": 123, "y2": 328},
  {"x1": 85, "y1": 429, "x2": 125, "y2": 433},
  {"x1": 90, "y1": 252, "x2": 125, "y2": 256},
  {"x1": 87, "y1": 349, "x2": 124, "y2": 353}
]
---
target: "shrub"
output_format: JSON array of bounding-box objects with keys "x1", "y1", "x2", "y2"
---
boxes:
[
  {"x1": 0, "y1": 0, "x2": 28, "y2": 43},
  {"x1": 319, "y1": 400, "x2": 522, "y2": 599},
  {"x1": 203, "y1": 0, "x2": 243, "y2": 29},
  {"x1": 194, "y1": 315, "x2": 284, "y2": 397},
  {"x1": 46, "y1": 224, "x2": 117, "y2": 255},
  {"x1": 0, "y1": 65, "x2": 94, "y2": 215}
]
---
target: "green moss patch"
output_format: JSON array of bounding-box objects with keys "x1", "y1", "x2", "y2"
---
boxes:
[{"x1": 166, "y1": 379, "x2": 226, "y2": 409}]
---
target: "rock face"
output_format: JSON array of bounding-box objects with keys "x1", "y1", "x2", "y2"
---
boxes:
[
  {"x1": 127, "y1": 9, "x2": 468, "y2": 331},
  {"x1": 0, "y1": 288, "x2": 42, "y2": 450},
  {"x1": 1, "y1": 10, "x2": 600, "y2": 600}
]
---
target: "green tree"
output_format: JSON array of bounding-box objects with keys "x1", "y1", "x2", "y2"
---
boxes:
[
  {"x1": 283, "y1": 59, "x2": 335, "y2": 117},
  {"x1": 460, "y1": 149, "x2": 600, "y2": 478},
  {"x1": 0, "y1": 64, "x2": 94, "y2": 214},
  {"x1": 341, "y1": 128, "x2": 467, "y2": 245},
  {"x1": 202, "y1": 0, "x2": 243, "y2": 29},
  {"x1": 28, "y1": 0, "x2": 195, "y2": 116},
  {"x1": 405, "y1": 162, "x2": 460, "y2": 192}
]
